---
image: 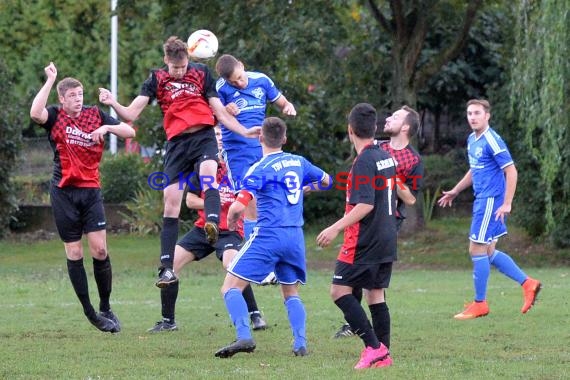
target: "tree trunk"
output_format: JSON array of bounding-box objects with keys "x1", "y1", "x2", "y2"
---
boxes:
[{"x1": 391, "y1": 46, "x2": 418, "y2": 108}]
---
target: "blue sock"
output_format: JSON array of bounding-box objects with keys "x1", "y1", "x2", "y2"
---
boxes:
[
  {"x1": 284, "y1": 296, "x2": 306, "y2": 350},
  {"x1": 243, "y1": 219, "x2": 256, "y2": 241},
  {"x1": 489, "y1": 250, "x2": 527, "y2": 284},
  {"x1": 223, "y1": 288, "x2": 252, "y2": 340},
  {"x1": 472, "y1": 255, "x2": 490, "y2": 302}
]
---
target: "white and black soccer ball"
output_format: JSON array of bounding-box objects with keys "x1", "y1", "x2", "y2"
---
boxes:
[{"x1": 187, "y1": 29, "x2": 218, "y2": 60}]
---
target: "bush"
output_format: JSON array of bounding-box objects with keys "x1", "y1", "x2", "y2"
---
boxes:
[
  {"x1": 303, "y1": 188, "x2": 344, "y2": 227},
  {"x1": 12, "y1": 174, "x2": 51, "y2": 205},
  {"x1": 100, "y1": 153, "x2": 150, "y2": 203},
  {"x1": 121, "y1": 188, "x2": 163, "y2": 235},
  {"x1": 422, "y1": 150, "x2": 470, "y2": 197},
  {"x1": 122, "y1": 187, "x2": 193, "y2": 235},
  {"x1": 0, "y1": 60, "x2": 23, "y2": 238}
]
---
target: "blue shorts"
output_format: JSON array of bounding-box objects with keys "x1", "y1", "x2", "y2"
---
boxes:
[
  {"x1": 223, "y1": 146, "x2": 262, "y2": 191},
  {"x1": 227, "y1": 226, "x2": 306, "y2": 285},
  {"x1": 469, "y1": 196, "x2": 507, "y2": 244}
]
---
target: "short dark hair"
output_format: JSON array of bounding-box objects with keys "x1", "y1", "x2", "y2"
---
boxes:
[
  {"x1": 262, "y1": 117, "x2": 287, "y2": 148},
  {"x1": 467, "y1": 99, "x2": 491, "y2": 113},
  {"x1": 215, "y1": 54, "x2": 240, "y2": 79},
  {"x1": 163, "y1": 36, "x2": 188, "y2": 61},
  {"x1": 401, "y1": 105, "x2": 420, "y2": 136},
  {"x1": 348, "y1": 103, "x2": 377, "y2": 138},
  {"x1": 56, "y1": 78, "x2": 82, "y2": 97}
]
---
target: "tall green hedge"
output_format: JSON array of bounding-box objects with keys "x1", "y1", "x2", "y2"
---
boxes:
[
  {"x1": 0, "y1": 60, "x2": 22, "y2": 237},
  {"x1": 508, "y1": 0, "x2": 569, "y2": 245}
]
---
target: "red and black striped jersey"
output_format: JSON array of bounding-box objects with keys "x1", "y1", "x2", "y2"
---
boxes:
[
  {"x1": 337, "y1": 144, "x2": 398, "y2": 265},
  {"x1": 42, "y1": 106, "x2": 119, "y2": 188},
  {"x1": 377, "y1": 140, "x2": 424, "y2": 222},
  {"x1": 140, "y1": 63, "x2": 218, "y2": 140}
]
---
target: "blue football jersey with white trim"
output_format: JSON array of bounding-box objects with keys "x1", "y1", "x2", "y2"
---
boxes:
[
  {"x1": 242, "y1": 151, "x2": 327, "y2": 228},
  {"x1": 216, "y1": 71, "x2": 282, "y2": 149},
  {"x1": 467, "y1": 127, "x2": 514, "y2": 198}
]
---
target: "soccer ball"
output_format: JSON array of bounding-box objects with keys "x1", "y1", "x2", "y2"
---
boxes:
[{"x1": 187, "y1": 29, "x2": 218, "y2": 60}]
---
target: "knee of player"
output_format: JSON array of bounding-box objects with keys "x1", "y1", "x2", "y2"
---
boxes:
[{"x1": 91, "y1": 246, "x2": 108, "y2": 260}]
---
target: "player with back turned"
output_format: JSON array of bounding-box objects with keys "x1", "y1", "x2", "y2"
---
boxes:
[
  {"x1": 214, "y1": 117, "x2": 331, "y2": 358},
  {"x1": 317, "y1": 103, "x2": 397, "y2": 369}
]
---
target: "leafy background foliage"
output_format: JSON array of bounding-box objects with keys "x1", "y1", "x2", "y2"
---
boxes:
[
  {"x1": 0, "y1": 1, "x2": 568, "y2": 246},
  {"x1": 0, "y1": 60, "x2": 21, "y2": 237}
]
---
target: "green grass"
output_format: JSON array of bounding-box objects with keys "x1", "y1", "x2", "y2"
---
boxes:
[{"x1": 0, "y1": 220, "x2": 569, "y2": 379}]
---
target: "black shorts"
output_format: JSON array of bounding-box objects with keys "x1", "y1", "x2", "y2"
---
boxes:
[
  {"x1": 163, "y1": 127, "x2": 218, "y2": 184},
  {"x1": 177, "y1": 227, "x2": 242, "y2": 261},
  {"x1": 332, "y1": 261, "x2": 393, "y2": 290},
  {"x1": 50, "y1": 185, "x2": 106, "y2": 243}
]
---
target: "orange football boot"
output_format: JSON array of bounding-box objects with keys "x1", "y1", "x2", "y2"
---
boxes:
[
  {"x1": 521, "y1": 277, "x2": 541, "y2": 314},
  {"x1": 454, "y1": 300, "x2": 489, "y2": 320}
]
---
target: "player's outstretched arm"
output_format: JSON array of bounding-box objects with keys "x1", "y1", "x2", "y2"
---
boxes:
[
  {"x1": 437, "y1": 170, "x2": 473, "y2": 208},
  {"x1": 209, "y1": 97, "x2": 259, "y2": 138},
  {"x1": 99, "y1": 88, "x2": 149, "y2": 122},
  {"x1": 274, "y1": 96, "x2": 296, "y2": 116},
  {"x1": 30, "y1": 62, "x2": 57, "y2": 125},
  {"x1": 91, "y1": 122, "x2": 135, "y2": 144},
  {"x1": 317, "y1": 203, "x2": 374, "y2": 247},
  {"x1": 304, "y1": 173, "x2": 332, "y2": 195}
]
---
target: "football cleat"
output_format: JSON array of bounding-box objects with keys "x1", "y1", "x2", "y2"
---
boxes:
[
  {"x1": 250, "y1": 312, "x2": 267, "y2": 331},
  {"x1": 354, "y1": 344, "x2": 389, "y2": 369},
  {"x1": 155, "y1": 267, "x2": 178, "y2": 288},
  {"x1": 454, "y1": 300, "x2": 489, "y2": 320},
  {"x1": 521, "y1": 277, "x2": 541, "y2": 313},
  {"x1": 334, "y1": 323, "x2": 355, "y2": 338},
  {"x1": 214, "y1": 339, "x2": 256, "y2": 358},
  {"x1": 293, "y1": 347, "x2": 308, "y2": 356},
  {"x1": 204, "y1": 221, "x2": 220, "y2": 245},
  {"x1": 88, "y1": 313, "x2": 118, "y2": 333},
  {"x1": 371, "y1": 354, "x2": 393, "y2": 368},
  {"x1": 100, "y1": 310, "x2": 121, "y2": 333},
  {"x1": 147, "y1": 320, "x2": 178, "y2": 333},
  {"x1": 259, "y1": 272, "x2": 278, "y2": 286}
]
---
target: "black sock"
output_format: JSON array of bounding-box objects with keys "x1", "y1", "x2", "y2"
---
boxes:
[
  {"x1": 369, "y1": 302, "x2": 390, "y2": 349},
  {"x1": 93, "y1": 256, "x2": 112, "y2": 312},
  {"x1": 161, "y1": 282, "x2": 179, "y2": 322},
  {"x1": 203, "y1": 188, "x2": 220, "y2": 224},
  {"x1": 352, "y1": 287, "x2": 363, "y2": 303},
  {"x1": 334, "y1": 294, "x2": 379, "y2": 348},
  {"x1": 160, "y1": 217, "x2": 179, "y2": 267},
  {"x1": 67, "y1": 258, "x2": 96, "y2": 319},
  {"x1": 242, "y1": 284, "x2": 259, "y2": 313}
]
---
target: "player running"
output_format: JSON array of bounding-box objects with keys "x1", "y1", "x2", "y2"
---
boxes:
[{"x1": 438, "y1": 99, "x2": 541, "y2": 320}]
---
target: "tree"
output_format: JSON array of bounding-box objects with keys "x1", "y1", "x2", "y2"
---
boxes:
[
  {"x1": 0, "y1": 60, "x2": 22, "y2": 237},
  {"x1": 507, "y1": 0, "x2": 569, "y2": 246},
  {"x1": 364, "y1": 0, "x2": 483, "y2": 107}
]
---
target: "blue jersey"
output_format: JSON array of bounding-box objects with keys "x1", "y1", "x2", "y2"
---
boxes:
[
  {"x1": 467, "y1": 127, "x2": 514, "y2": 198},
  {"x1": 216, "y1": 72, "x2": 282, "y2": 149},
  {"x1": 242, "y1": 151, "x2": 327, "y2": 228}
]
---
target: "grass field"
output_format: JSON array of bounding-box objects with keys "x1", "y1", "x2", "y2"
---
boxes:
[{"x1": 0, "y1": 219, "x2": 569, "y2": 379}]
